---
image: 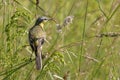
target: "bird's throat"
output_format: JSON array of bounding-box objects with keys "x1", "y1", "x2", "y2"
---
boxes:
[{"x1": 39, "y1": 23, "x2": 44, "y2": 31}]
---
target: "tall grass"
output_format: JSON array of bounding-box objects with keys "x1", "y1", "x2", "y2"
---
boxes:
[{"x1": 0, "y1": 0, "x2": 120, "y2": 80}]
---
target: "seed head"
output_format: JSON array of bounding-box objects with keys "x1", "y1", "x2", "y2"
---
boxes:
[{"x1": 63, "y1": 16, "x2": 74, "y2": 27}]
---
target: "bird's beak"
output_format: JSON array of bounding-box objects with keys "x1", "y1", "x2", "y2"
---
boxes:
[
  {"x1": 49, "y1": 18, "x2": 57, "y2": 24},
  {"x1": 43, "y1": 17, "x2": 57, "y2": 23},
  {"x1": 47, "y1": 18, "x2": 52, "y2": 20}
]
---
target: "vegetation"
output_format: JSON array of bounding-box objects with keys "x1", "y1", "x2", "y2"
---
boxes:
[{"x1": 0, "y1": 0, "x2": 120, "y2": 80}]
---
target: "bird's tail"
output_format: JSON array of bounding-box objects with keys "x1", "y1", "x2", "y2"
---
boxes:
[{"x1": 35, "y1": 46, "x2": 42, "y2": 70}]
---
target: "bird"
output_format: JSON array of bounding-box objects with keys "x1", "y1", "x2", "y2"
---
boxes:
[{"x1": 29, "y1": 16, "x2": 51, "y2": 70}]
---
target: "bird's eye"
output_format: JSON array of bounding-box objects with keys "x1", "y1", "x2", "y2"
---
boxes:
[{"x1": 44, "y1": 18, "x2": 47, "y2": 20}]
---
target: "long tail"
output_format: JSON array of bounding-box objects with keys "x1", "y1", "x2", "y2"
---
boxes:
[{"x1": 35, "y1": 46, "x2": 42, "y2": 70}]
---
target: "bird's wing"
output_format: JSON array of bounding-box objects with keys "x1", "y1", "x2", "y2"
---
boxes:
[{"x1": 29, "y1": 31, "x2": 36, "y2": 52}]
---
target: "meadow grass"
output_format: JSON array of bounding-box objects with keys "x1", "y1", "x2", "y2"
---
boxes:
[{"x1": 0, "y1": 0, "x2": 120, "y2": 80}]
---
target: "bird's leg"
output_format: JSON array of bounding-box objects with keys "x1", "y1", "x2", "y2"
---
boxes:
[
  {"x1": 26, "y1": 46, "x2": 34, "y2": 61},
  {"x1": 28, "y1": 51, "x2": 32, "y2": 62},
  {"x1": 30, "y1": 50, "x2": 33, "y2": 60}
]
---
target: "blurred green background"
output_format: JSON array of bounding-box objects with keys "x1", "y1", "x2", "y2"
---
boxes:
[{"x1": 0, "y1": 0, "x2": 120, "y2": 80}]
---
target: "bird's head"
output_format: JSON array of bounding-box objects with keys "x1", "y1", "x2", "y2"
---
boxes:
[{"x1": 35, "y1": 16, "x2": 51, "y2": 26}]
